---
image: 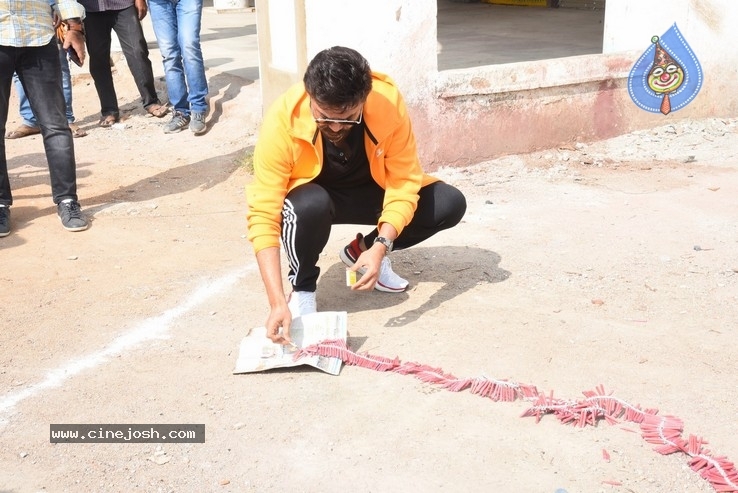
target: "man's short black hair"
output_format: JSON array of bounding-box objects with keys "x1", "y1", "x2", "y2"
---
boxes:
[{"x1": 303, "y1": 46, "x2": 373, "y2": 110}]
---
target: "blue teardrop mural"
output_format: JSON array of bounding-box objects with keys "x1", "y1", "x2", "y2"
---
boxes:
[{"x1": 628, "y1": 23, "x2": 703, "y2": 115}]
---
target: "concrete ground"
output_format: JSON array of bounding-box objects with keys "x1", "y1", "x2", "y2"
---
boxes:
[{"x1": 2, "y1": 3, "x2": 736, "y2": 493}]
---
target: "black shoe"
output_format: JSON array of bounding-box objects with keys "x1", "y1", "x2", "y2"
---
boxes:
[
  {"x1": 57, "y1": 200, "x2": 88, "y2": 232},
  {"x1": 0, "y1": 206, "x2": 10, "y2": 237}
]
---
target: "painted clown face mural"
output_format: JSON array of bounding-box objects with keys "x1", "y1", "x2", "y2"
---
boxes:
[
  {"x1": 628, "y1": 24, "x2": 702, "y2": 115},
  {"x1": 647, "y1": 45, "x2": 684, "y2": 95},
  {"x1": 647, "y1": 36, "x2": 684, "y2": 113}
]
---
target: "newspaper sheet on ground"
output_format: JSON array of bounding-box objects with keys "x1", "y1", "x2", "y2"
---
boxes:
[{"x1": 233, "y1": 311, "x2": 348, "y2": 376}]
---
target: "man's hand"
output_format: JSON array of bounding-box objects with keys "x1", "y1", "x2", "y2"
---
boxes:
[
  {"x1": 265, "y1": 302, "x2": 293, "y2": 345},
  {"x1": 349, "y1": 245, "x2": 386, "y2": 291},
  {"x1": 255, "y1": 246, "x2": 293, "y2": 345},
  {"x1": 135, "y1": 0, "x2": 148, "y2": 20},
  {"x1": 62, "y1": 29, "x2": 86, "y2": 66}
]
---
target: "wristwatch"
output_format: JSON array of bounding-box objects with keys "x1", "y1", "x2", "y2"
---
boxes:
[{"x1": 373, "y1": 236, "x2": 394, "y2": 252}]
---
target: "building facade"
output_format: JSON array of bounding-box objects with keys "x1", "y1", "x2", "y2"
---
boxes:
[{"x1": 254, "y1": 0, "x2": 733, "y2": 168}]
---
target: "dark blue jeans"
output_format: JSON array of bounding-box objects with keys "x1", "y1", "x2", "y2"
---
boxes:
[{"x1": 0, "y1": 41, "x2": 78, "y2": 206}]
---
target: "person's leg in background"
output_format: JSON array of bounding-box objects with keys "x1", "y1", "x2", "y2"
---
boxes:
[
  {"x1": 15, "y1": 74, "x2": 36, "y2": 127},
  {"x1": 4, "y1": 73, "x2": 41, "y2": 139},
  {"x1": 149, "y1": 0, "x2": 209, "y2": 134},
  {"x1": 59, "y1": 42, "x2": 74, "y2": 124},
  {"x1": 111, "y1": 5, "x2": 167, "y2": 117},
  {"x1": 84, "y1": 10, "x2": 121, "y2": 126},
  {"x1": 175, "y1": 0, "x2": 208, "y2": 134},
  {"x1": 58, "y1": 42, "x2": 87, "y2": 137},
  {"x1": 18, "y1": 42, "x2": 87, "y2": 231},
  {"x1": 148, "y1": 0, "x2": 190, "y2": 133},
  {"x1": 5, "y1": 44, "x2": 83, "y2": 139},
  {"x1": 0, "y1": 45, "x2": 16, "y2": 235}
]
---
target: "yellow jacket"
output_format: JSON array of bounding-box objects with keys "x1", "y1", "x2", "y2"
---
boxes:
[{"x1": 246, "y1": 72, "x2": 437, "y2": 254}]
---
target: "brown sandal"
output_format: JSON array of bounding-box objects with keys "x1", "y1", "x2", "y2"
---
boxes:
[
  {"x1": 98, "y1": 115, "x2": 118, "y2": 127},
  {"x1": 146, "y1": 104, "x2": 169, "y2": 118},
  {"x1": 69, "y1": 123, "x2": 88, "y2": 138},
  {"x1": 5, "y1": 124, "x2": 41, "y2": 139}
]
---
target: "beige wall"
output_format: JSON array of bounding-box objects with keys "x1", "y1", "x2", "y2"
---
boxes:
[
  {"x1": 255, "y1": 0, "x2": 437, "y2": 112},
  {"x1": 255, "y1": 0, "x2": 735, "y2": 168}
]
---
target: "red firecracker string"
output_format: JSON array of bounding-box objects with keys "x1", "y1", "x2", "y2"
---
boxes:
[{"x1": 294, "y1": 339, "x2": 738, "y2": 493}]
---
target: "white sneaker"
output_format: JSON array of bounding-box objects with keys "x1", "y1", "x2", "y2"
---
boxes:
[
  {"x1": 375, "y1": 256, "x2": 409, "y2": 293},
  {"x1": 287, "y1": 290, "x2": 317, "y2": 318}
]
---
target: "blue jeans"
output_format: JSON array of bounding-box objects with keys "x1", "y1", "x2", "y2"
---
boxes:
[
  {"x1": 13, "y1": 42, "x2": 74, "y2": 126},
  {"x1": 148, "y1": 0, "x2": 209, "y2": 116},
  {"x1": 0, "y1": 41, "x2": 78, "y2": 205}
]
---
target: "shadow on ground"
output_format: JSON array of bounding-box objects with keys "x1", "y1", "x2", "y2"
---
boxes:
[
  {"x1": 81, "y1": 147, "x2": 250, "y2": 216},
  {"x1": 5, "y1": 147, "x2": 250, "y2": 233},
  {"x1": 206, "y1": 72, "x2": 253, "y2": 125},
  {"x1": 73, "y1": 70, "x2": 254, "y2": 134},
  {"x1": 317, "y1": 245, "x2": 511, "y2": 327}
]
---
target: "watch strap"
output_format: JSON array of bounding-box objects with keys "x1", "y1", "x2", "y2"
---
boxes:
[{"x1": 373, "y1": 236, "x2": 393, "y2": 252}]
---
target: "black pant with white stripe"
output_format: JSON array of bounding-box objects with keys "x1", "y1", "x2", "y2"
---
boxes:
[{"x1": 281, "y1": 180, "x2": 467, "y2": 292}]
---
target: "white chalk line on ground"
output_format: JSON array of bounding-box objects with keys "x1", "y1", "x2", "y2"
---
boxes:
[{"x1": 0, "y1": 266, "x2": 253, "y2": 421}]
